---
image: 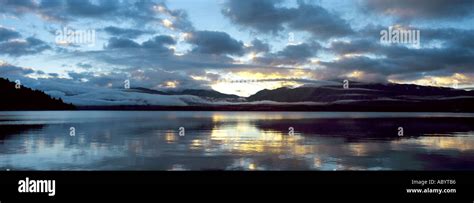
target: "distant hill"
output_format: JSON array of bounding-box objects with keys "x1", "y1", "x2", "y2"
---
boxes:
[
  {"x1": 0, "y1": 78, "x2": 75, "y2": 110},
  {"x1": 245, "y1": 82, "x2": 474, "y2": 112},
  {"x1": 248, "y1": 82, "x2": 474, "y2": 102}
]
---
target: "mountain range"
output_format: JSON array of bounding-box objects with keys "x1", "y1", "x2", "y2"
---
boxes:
[
  {"x1": 248, "y1": 82, "x2": 474, "y2": 103},
  {"x1": 78, "y1": 82, "x2": 474, "y2": 112},
  {"x1": 1, "y1": 77, "x2": 473, "y2": 112},
  {"x1": 244, "y1": 82, "x2": 474, "y2": 112}
]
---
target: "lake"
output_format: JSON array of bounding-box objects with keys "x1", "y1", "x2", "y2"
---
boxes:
[{"x1": 1, "y1": 111, "x2": 474, "y2": 170}]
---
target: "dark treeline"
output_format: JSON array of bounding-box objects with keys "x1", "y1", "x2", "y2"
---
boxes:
[{"x1": 0, "y1": 78, "x2": 75, "y2": 110}]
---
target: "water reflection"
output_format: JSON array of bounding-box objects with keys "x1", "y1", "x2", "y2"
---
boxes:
[{"x1": 0, "y1": 111, "x2": 474, "y2": 170}]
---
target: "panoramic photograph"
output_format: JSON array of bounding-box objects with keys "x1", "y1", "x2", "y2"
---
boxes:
[{"x1": 1, "y1": 0, "x2": 474, "y2": 173}]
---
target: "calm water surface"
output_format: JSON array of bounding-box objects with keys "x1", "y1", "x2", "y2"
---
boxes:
[{"x1": 1, "y1": 111, "x2": 474, "y2": 170}]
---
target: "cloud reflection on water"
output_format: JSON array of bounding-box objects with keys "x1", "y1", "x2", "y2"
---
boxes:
[{"x1": 0, "y1": 111, "x2": 473, "y2": 170}]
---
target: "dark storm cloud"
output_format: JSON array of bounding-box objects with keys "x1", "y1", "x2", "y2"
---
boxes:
[
  {"x1": 320, "y1": 44, "x2": 474, "y2": 81},
  {"x1": 285, "y1": 2, "x2": 354, "y2": 39},
  {"x1": 222, "y1": 0, "x2": 290, "y2": 34},
  {"x1": 245, "y1": 39, "x2": 270, "y2": 53},
  {"x1": 328, "y1": 39, "x2": 380, "y2": 55},
  {"x1": 1, "y1": 0, "x2": 117, "y2": 19},
  {"x1": 109, "y1": 51, "x2": 236, "y2": 70},
  {"x1": 362, "y1": 0, "x2": 474, "y2": 20},
  {"x1": 187, "y1": 31, "x2": 244, "y2": 55},
  {"x1": 142, "y1": 35, "x2": 176, "y2": 48},
  {"x1": 106, "y1": 35, "x2": 175, "y2": 54},
  {"x1": 92, "y1": 27, "x2": 315, "y2": 71},
  {"x1": 421, "y1": 28, "x2": 474, "y2": 49},
  {"x1": 320, "y1": 56, "x2": 396, "y2": 76},
  {"x1": 0, "y1": 27, "x2": 22, "y2": 42},
  {"x1": 306, "y1": 26, "x2": 466, "y2": 82},
  {"x1": 255, "y1": 42, "x2": 320, "y2": 65},
  {"x1": 68, "y1": 66, "x2": 187, "y2": 89},
  {"x1": 222, "y1": 0, "x2": 353, "y2": 39},
  {"x1": 0, "y1": 63, "x2": 35, "y2": 76},
  {"x1": 351, "y1": 24, "x2": 474, "y2": 50},
  {"x1": 67, "y1": 45, "x2": 272, "y2": 74},
  {"x1": 0, "y1": 0, "x2": 167, "y2": 24},
  {"x1": 0, "y1": 0, "x2": 36, "y2": 14},
  {"x1": 64, "y1": 0, "x2": 118, "y2": 17},
  {"x1": 106, "y1": 37, "x2": 141, "y2": 49},
  {"x1": 66, "y1": 67, "x2": 209, "y2": 90},
  {"x1": 103, "y1": 26, "x2": 152, "y2": 39},
  {"x1": 322, "y1": 23, "x2": 474, "y2": 81},
  {"x1": 276, "y1": 43, "x2": 320, "y2": 61},
  {"x1": 0, "y1": 37, "x2": 50, "y2": 56},
  {"x1": 337, "y1": 26, "x2": 474, "y2": 54}
]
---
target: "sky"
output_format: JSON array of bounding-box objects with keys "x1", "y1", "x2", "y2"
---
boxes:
[{"x1": 1, "y1": 0, "x2": 474, "y2": 98}]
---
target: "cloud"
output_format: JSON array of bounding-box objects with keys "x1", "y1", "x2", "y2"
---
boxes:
[
  {"x1": 222, "y1": 0, "x2": 353, "y2": 39},
  {"x1": 187, "y1": 31, "x2": 245, "y2": 55},
  {"x1": 105, "y1": 35, "x2": 176, "y2": 54},
  {"x1": 329, "y1": 39, "x2": 379, "y2": 55},
  {"x1": 64, "y1": 0, "x2": 118, "y2": 17},
  {"x1": 68, "y1": 47, "x2": 247, "y2": 72},
  {"x1": 0, "y1": 37, "x2": 50, "y2": 56},
  {"x1": 422, "y1": 28, "x2": 474, "y2": 49},
  {"x1": 319, "y1": 43, "x2": 474, "y2": 82},
  {"x1": 103, "y1": 26, "x2": 153, "y2": 39},
  {"x1": 285, "y1": 2, "x2": 353, "y2": 39},
  {"x1": 245, "y1": 39, "x2": 270, "y2": 53},
  {"x1": 362, "y1": 0, "x2": 474, "y2": 20},
  {"x1": 106, "y1": 37, "x2": 141, "y2": 49},
  {"x1": 76, "y1": 62, "x2": 92, "y2": 69},
  {"x1": 153, "y1": 2, "x2": 195, "y2": 32},
  {"x1": 0, "y1": 63, "x2": 35, "y2": 76},
  {"x1": 222, "y1": 0, "x2": 290, "y2": 34},
  {"x1": 0, "y1": 0, "x2": 36, "y2": 15},
  {"x1": 255, "y1": 42, "x2": 320, "y2": 65},
  {"x1": 0, "y1": 27, "x2": 50, "y2": 56},
  {"x1": 0, "y1": 27, "x2": 21, "y2": 42},
  {"x1": 64, "y1": 65, "x2": 214, "y2": 91},
  {"x1": 1, "y1": 0, "x2": 169, "y2": 25},
  {"x1": 142, "y1": 35, "x2": 176, "y2": 48},
  {"x1": 341, "y1": 25, "x2": 474, "y2": 54},
  {"x1": 320, "y1": 25, "x2": 474, "y2": 82}
]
